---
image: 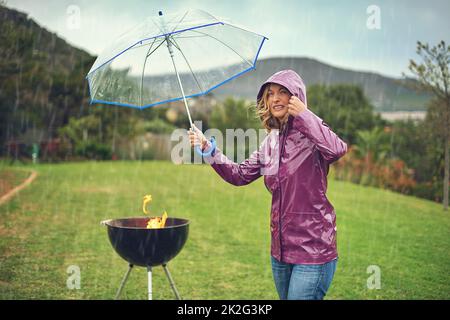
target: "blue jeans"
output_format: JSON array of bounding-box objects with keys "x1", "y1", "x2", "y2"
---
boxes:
[{"x1": 271, "y1": 256, "x2": 338, "y2": 300}]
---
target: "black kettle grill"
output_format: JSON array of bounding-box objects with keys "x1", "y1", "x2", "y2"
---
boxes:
[{"x1": 102, "y1": 217, "x2": 189, "y2": 300}]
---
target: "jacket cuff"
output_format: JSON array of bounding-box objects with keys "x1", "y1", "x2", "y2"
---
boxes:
[{"x1": 203, "y1": 140, "x2": 219, "y2": 164}]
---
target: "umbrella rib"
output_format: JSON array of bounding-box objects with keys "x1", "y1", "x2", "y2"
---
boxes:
[
  {"x1": 146, "y1": 38, "x2": 167, "y2": 57},
  {"x1": 187, "y1": 29, "x2": 254, "y2": 68},
  {"x1": 169, "y1": 10, "x2": 190, "y2": 35},
  {"x1": 154, "y1": 10, "x2": 188, "y2": 41},
  {"x1": 129, "y1": 38, "x2": 163, "y2": 51},
  {"x1": 140, "y1": 38, "x2": 158, "y2": 107},
  {"x1": 168, "y1": 37, "x2": 205, "y2": 93},
  {"x1": 139, "y1": 38, "x2": 174, "y2": 106},
  {"x1": 172, "y1": 34, "x2": 209, "y2": 39}
]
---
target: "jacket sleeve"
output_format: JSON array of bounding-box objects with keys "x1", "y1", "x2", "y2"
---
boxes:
[
  {"x1": 203, "y1": 138, "x2": 265, "y2": 186},
  {"x1": 292, "y1": 109, "x2": 348, "y2": 163}
]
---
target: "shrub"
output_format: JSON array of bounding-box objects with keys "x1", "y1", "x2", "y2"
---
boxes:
[{"x1": 75, "y1": 141, "x2": 112, "y2": 160}]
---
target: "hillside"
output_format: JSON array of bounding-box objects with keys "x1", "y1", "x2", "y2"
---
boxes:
[
  {"x1": 213, "y1": 57, "x2": 431, "y2": 112},
  {"x1": 0, "y1": 5, "x2": 95, "y2": 146}
]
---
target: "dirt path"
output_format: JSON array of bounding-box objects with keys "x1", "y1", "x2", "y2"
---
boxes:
[{"x1": 0, "y1": 170, "x2": 38, "y2": 206}]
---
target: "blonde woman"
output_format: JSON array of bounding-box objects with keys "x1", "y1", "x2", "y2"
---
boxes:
[{"x1": 189, "y1": 70, "x2": 347, "y2": 300}]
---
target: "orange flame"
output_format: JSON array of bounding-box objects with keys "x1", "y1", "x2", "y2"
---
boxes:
[{"x1": 142, "y1": 194, "x2": 168, "y2": 229}]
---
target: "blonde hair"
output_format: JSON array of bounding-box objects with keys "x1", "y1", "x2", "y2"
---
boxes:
[{"x1": 256, "y1": 84, "x2": 289, "y2": 132}]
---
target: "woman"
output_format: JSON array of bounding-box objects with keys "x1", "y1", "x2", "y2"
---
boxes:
[{"x1": 188, "y1": 70, "x2": 348, "y2": 300}]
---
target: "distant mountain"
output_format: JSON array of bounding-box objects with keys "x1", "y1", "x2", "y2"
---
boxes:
[{"x1": 212, "y1": 57, "x2": 431, "y2": 112}]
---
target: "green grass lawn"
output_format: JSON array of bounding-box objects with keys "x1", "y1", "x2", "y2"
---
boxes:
[{"x1": 0, "y1": 161, "x2": 449, "y2": 299}]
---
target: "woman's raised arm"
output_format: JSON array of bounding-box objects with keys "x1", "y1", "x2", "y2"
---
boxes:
[
  {"x1": 292, "y1": 109, "x2": 348, "y2": 163},
  {"x1": 189, "y1": 125, "x2": 265, "y2": 186}
]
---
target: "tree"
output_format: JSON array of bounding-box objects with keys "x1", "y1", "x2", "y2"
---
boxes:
[
  {"x1": 354, "y1": 127, "x2": 390, "y2": 185},
  {"x1": 58, "y1": 106, "x2": 143, "y2": 160},
  {"x1": 209, "y1": 97, "x2": 260, "y2": 159},
  {"x1": 209, "y1": 97, "x2": 260, "y2": 133},
  {"x1": 355, "y1": 127, "x2": 390, "y2": 162},
  {"x1": 307, "y1": 84, "x2": 386, "y2": 145},
  {"x1": 408, "y1": 41, "x2": 450, "y2": 210}
]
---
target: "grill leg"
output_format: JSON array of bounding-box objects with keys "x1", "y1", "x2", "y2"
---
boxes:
[
  {"x1": 147, "y1": 266, "x2": 152, "y2": 300},
  {"x1": 115, "y1": 264, "x2": 133, "y2": 300},
  {"x1": 162, "y1": 264, "x2": 181, "y2": 300}
]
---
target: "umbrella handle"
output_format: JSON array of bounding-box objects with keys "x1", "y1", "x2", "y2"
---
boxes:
[{"x1": 195, "y1": 137, "x2": 216, "y2": 157}]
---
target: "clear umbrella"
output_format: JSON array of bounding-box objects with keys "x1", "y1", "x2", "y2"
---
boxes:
[{"x1": 86, "y1": 9, "x2": 268, "y2": 131}]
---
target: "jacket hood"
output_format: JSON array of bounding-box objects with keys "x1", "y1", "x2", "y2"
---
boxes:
[{"x1": 257, "y1": 69, "x2": 307, "y2": 106}]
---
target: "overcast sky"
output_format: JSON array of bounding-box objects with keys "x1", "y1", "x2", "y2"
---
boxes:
[{"x1": 5, "y1": 0, "x2": 450, "y2": 78}]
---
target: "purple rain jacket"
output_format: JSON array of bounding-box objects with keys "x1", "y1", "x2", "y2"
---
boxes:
[{"x1": 204, "y1": 70, "x2": 348, "y2": 265}]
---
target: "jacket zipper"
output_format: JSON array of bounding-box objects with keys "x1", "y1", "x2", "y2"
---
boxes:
[{"x1": 277, "y1": 122, "x2": 288, "y2": 260}]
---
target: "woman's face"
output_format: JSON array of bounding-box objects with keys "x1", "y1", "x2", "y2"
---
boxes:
[{"x1": 267, "y1": 83, "x2": 292, "y2": 121}]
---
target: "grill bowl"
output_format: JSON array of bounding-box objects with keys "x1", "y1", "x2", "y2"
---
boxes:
[{"x1": 103, "y1": 217, "x2": 189, "y2": 267}]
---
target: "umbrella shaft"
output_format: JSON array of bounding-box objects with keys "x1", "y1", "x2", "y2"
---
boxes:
[{"x1": 166, "y1": 37, "x2": 194, "y2": 128}]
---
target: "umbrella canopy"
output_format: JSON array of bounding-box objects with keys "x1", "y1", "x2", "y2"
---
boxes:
[{"x1": 86, "y1": 9, "x2": 267, "y2": 114}]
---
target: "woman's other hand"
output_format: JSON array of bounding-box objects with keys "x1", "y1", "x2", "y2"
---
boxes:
[{"x1": 287, "y1": 96, "x2": 307, "y2": 117}]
